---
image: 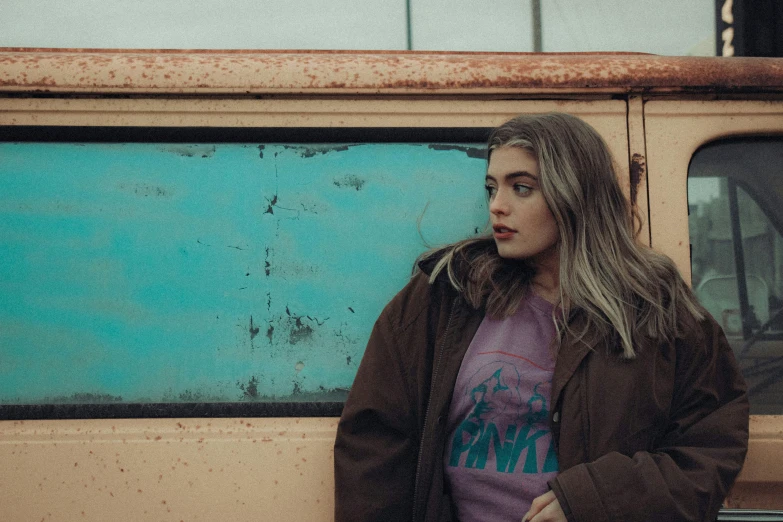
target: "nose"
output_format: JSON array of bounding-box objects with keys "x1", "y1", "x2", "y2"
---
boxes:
[{"x1": 489, "y1": 189, "x2": 509, "y2": 216}]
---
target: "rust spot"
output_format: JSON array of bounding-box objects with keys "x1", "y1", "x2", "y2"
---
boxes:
[
  {"x1": 3, "y1": 51, "x2": 779, "y2": 101},
  {"x1": 629, "y1": 153, "x2": 646, "y2": 206}
]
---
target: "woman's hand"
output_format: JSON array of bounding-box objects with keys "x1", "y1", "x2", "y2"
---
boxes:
[{"x1": 522, "y1": 490, "x2": 567, "y2": 522}]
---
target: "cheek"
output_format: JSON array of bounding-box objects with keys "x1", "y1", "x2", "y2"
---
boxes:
[
  {"x1": 529, "y1": 203, "x2": 558, "y2": 237},
  {"x1": 545, "y1": 217, "x2": 560, "y2": 241}
]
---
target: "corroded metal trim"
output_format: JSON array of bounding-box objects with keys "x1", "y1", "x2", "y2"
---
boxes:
[
  {"x1": 0, "y1": 402, "x2": 344, "y2": 420},
  {"x1": 1, "y1": 49, "x2": 783, "y2": 95}
]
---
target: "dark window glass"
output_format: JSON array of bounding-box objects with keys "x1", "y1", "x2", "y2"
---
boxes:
[{"x1": 689, "y1": 139, "x2": 783, "y2": 414}]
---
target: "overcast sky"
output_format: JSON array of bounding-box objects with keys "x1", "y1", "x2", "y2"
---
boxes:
[{"x1": 1, "y1": 0, "x2": 715, "y2": 55}]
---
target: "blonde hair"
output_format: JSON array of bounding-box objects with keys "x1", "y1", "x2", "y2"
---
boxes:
[{"x1": 421, "y1": 113, "x2": 703, "y2": 358}]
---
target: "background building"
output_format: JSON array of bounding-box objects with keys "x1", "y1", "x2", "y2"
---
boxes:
[{"x1": 1, "y1": 0, "x2": 716, "y2": 55}]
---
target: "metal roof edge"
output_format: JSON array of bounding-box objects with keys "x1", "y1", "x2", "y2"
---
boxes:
[{"x1": 1, "y1": 49, "x2": 782, "y2": 95}]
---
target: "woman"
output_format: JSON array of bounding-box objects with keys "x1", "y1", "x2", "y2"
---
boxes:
[{"x1": 334, "y1": 113, "x2": 748, "y2": 522}]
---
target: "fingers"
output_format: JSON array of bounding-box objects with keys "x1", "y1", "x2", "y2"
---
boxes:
[
  {"x1": 526, "y1": 497, "x2": 567, "y2": 522},
  {"x1": 522, "y1": 490, "x2": 556, "y2": 522}
]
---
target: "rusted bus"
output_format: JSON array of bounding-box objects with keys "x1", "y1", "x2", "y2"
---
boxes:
[
  {"x1": 1, "y1": 50, "x2": 783, "y2": 520},
  {"x1": 1, "y1": 48, "x2": 783, "y2": 95}
]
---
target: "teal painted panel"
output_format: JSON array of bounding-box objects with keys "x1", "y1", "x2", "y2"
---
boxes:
[{"x1": 0, "y1": 142, "x2": 487, "y2": 403}]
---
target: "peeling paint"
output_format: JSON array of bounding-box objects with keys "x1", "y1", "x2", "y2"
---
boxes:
[
  {"x1": 249, "y1": 316, "x2": 260, "y2": 341},
  {"x1": 282, "y1": 144, "x2": 351, "y2": 158},
  {"x1": 238, "y1": 376, "x2": 259, "y2": 399},
  {"x1": 159, "y1": 145, "x2": 216, "y2": 158},
  {"x1": 266, "y1": 325, "x2": 274, "y2": 343},
  {"x1": 44, "y1": 393, "x2": 123, "y2": 404},
  {"x1": 264, "y1": 194, "x2": 278, "y2": 215},
  {"x1": 289, "y1": 317, "x2": 314, "y2": 345},
  {"x1": 117, "y1": 182, "x2": 172, "y2": 198},
  {"x1": 428, "y1": 144, "x2": 485, "y2": 160},
  {"x1": 173, "y1": 389, "x2": 226, "y2": 402},
  {"x1": 264, "y1": 247, "x2": 271, "y2": 276},
  {"x1": 332, "y1": 175, "x2": 366, "y2": 191}
]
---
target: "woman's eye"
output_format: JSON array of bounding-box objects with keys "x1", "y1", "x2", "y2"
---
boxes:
[
  {"x1": 514, "y1": 184, "x2": 532, "y2": 195},
  {"x1": 484, "y1": 185, "x2": 497, "y2": 198}
]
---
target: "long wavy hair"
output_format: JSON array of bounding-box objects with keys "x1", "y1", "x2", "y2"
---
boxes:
[{"x1": 421, "y1": 112, "x2": 704, "y2": 358}]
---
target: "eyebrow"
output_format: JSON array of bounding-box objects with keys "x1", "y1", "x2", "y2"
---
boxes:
[{"x1": 485, "y1": 171, "x2": 538, "y2": 182}]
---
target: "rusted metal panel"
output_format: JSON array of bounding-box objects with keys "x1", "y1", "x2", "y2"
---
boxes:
[
  {"x1": 0, "y1": 417, "x2": 338, "y2": 521},
  {"x1": 645, "y1": 100, "x2": 783, "y2": 284},
  {"x1": 645, "y1": 100, "x2": 783, "y2": 509},
  {"x1": 728, "y1": 415, "x2": 783, "y2": 508},
  {"x1": 1, "y1": 49, "x2": 783, "y2": 95},
  {"x1": 0, "y1": 141, "x2": 486, "y2": 405}
]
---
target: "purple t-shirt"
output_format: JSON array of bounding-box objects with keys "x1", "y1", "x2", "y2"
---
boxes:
[{"x1": 444, "y1": 293, "x2": 558, "y2": 522}]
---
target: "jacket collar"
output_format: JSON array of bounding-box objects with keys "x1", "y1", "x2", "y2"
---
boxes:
[
  {"x1": 419, "y1": 243, "x2": 601, "y2": 404},
  {"x1": 551, "y1": 312, "x2": 611, "y2": 406}
]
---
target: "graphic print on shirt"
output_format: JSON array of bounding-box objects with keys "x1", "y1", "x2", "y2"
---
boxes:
[{"x1": 448, "y1": 360, "x2": 558, "y2": 474}]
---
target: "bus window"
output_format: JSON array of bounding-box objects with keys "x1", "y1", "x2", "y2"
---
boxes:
[
  {"x1": 689, "y1": 139, "x2": 783, "y2": 414},
  {"x1": 0, "y1": 127, "x2": 488, "y2": 419}
]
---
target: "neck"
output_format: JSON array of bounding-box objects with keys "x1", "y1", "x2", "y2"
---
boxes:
[
  {"x1": 532, "y1": 274, "x2": 560, "y2": 304},
  {"x1": 531, "y1": 250, "x2": 560, "y2": 304}
]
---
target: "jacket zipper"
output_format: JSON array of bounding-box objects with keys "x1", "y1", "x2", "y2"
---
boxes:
[{"x1": 412, "y1": 297, "x2": 459, "y2": 522}]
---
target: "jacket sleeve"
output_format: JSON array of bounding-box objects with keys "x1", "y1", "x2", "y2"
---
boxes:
[
  {"x1": 334, "y1": 296, "x2": 421, "y2": 522},
  {"x1": 549, "y1": 316, "x2": 749, "y2": 522}
]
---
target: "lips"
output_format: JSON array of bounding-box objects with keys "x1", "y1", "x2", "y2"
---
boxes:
[{"x1": 493, "y1": 224, "x2": 516, "y2": 239}]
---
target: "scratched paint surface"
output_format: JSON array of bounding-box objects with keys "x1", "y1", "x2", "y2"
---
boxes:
[{"x1": 0, "y1": 142, "x2": 487, "y2": 403}]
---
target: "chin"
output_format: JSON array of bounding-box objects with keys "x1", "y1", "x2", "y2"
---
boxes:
[{"x1": 495, "y1": 245, "x2": 526, "y2": 260}]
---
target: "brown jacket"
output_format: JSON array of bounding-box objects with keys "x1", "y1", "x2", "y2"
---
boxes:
[{"x1": 334, "y1": 269, "x2": 749, "y2": 522}]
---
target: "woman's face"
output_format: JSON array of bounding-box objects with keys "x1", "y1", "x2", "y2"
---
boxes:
[{"x1": 485, "y1": 147, "x2": 560, "y2": 266}]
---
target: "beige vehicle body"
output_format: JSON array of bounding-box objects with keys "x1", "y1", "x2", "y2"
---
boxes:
[{"x1": 1, "y1": 49, "x2": 782, "y2": 520}]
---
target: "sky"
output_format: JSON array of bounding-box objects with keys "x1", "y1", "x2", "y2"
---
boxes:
[{"x1": 0, "y1": 0, "x2": 715, "y2": 55}]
